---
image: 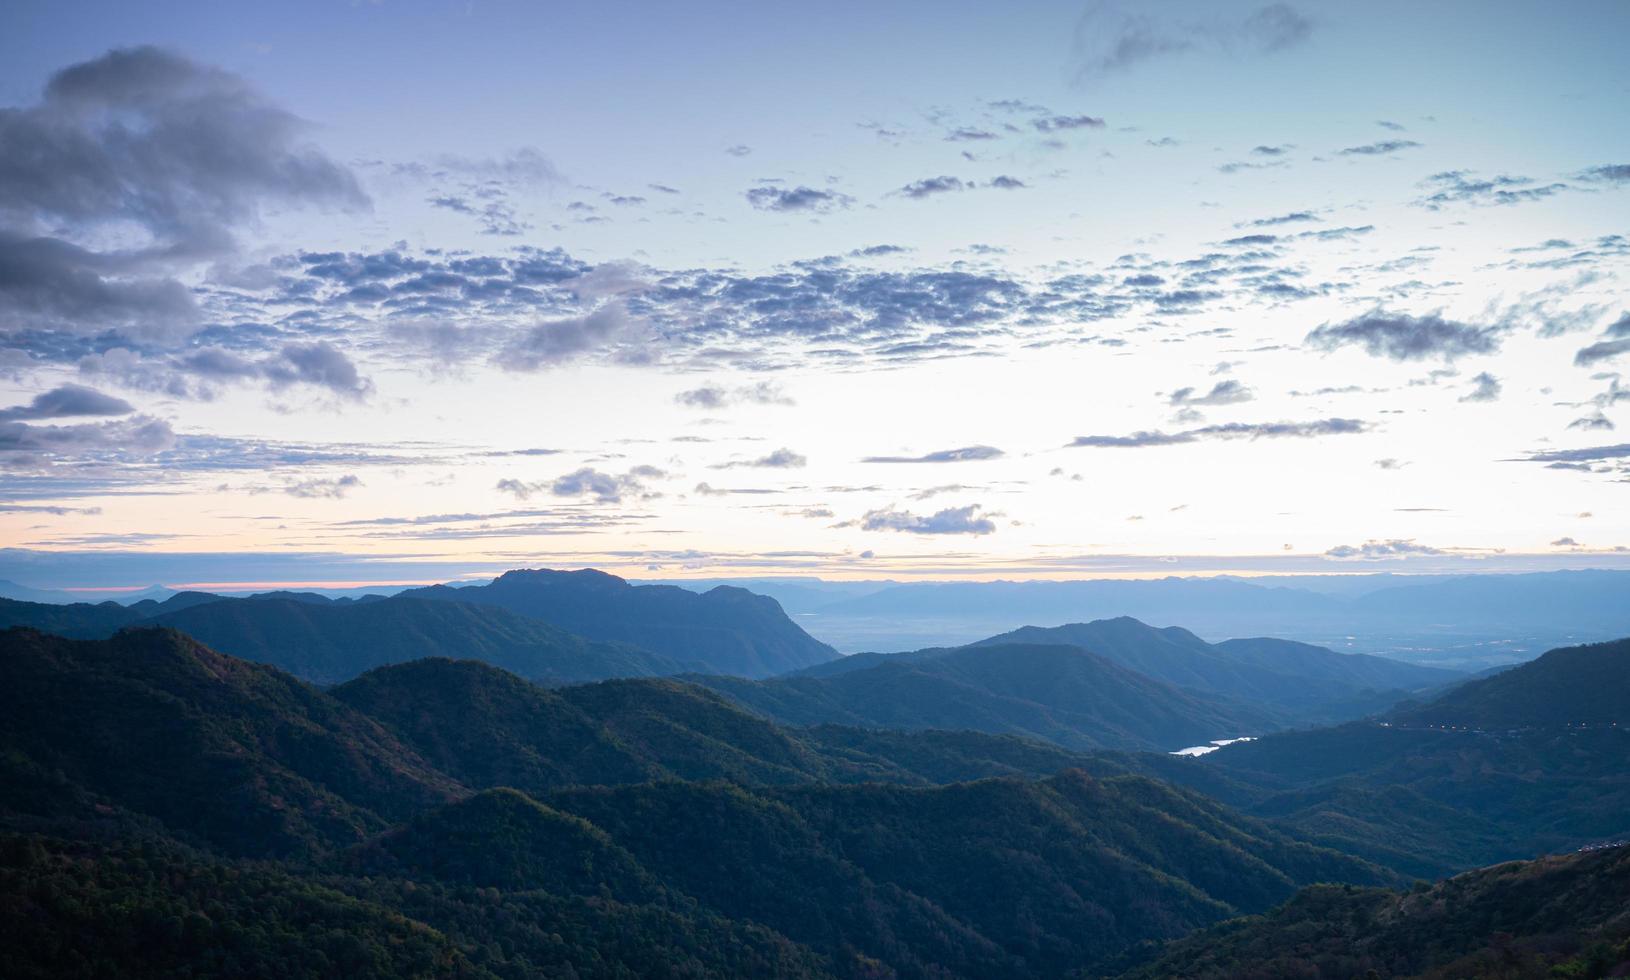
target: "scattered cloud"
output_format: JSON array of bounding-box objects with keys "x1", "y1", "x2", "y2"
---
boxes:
[
  {"x1": 1069, "y1": 418, "x2": 1366, "y2": 448},
  {"x1": 861, "y1": 445, "x2": 1005, "y2": 464},
  {"x1": 858, "y1": 503, "x2": 998, "y2": 535},
  {"x1": 745, "y1": 185, "x2": 853, "y2": 213},
  {"x1": 1305, "y1": 311, "x2": 1500, "y2": 361}
]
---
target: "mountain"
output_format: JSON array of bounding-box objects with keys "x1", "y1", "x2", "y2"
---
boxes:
[
  {"x1": 0, "y1": 627, "x2": 460, "y2": 859},
  {"x1": 1177, "y1": 633, "x2": 1630, "y2": 877},
  {"x1": 970, "y1": 618, "x2": 1460, "y2": 725},
  {"x1": 1393, "y1": 637, "x2": 1630, "y2": 729},
  {"x1": 0, "y1": 627, "x2": 1401, "y2": 978},
  {"x1": 0, "y1": 579, "x2": 80, "y2": 604},
  {"x1": 535, "y1": 772, "x2": 1388, "y2": 977},
  {"x1": 693, "y1": 641, "x2": 1274, "y2": 751},
  {"x1": 403, "y1": 568, "x2": 838, "y2": 677},
  {"x1": 1119, "y1": 843, "x2": 1630, "y2": 979},
  {"x1": 143, "y1": 594, "x2": 688, "y2": 685}
]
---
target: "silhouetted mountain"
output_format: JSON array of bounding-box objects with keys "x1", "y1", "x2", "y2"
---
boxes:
[
  {"x1": 143, "y1": 595, "x2": 688, "y2": 685},
  {"x1": 1119, "y1": 843, "x2": 1630, "y2": 979},
  {"x1": 1394, "y1": 637, "x2": 1630, "y2": 729},
  {"x1": 694, "y1": 641, "x2": 1274, "y2": 751},
  {"x1": 534, "y1": 772, "x2": 1388, "y2": 977},
  {"x1": 970, "y1": 617, "x2": 1458, "y2": 725},
  {"x1": 0, "y1": 628, "x2": 459, "y2": 858},
  {"x1": 0, "y1": 627, "x2": 1403, "y2": 978},
  {"x1": 0, "y1": 579, "x2": 79, "y2": 604},
  {"x1": 402, "y1": 568, "x2": 838, "y2": 677}
]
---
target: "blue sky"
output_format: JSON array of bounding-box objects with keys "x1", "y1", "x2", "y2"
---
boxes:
[{"x1": 1, "y1": 0, "x2": 1628, "y2": 590}]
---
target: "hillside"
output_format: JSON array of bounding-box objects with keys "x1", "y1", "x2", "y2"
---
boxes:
[
  {"x1": 0, "y1": 628, "x2": 460, "y2": 859},
  {"x1": 142, "y1": 594, "x2": 687, "y2": 685},
  {"x1": 402, "y1": 568, "x2": 838, "y2": 677},
  {"x1": 1119, "y1": 843, "x2": 1630, "y2": 979},
  {"x1": 0, "y1": 627, "x2": 1404, "y2": 978},
  {"x1": 971, "y1": 618, "x2": 1457, "y2": 725},
  {"x1": 694, "y1": 641, "x2": 1273, "y2": 751},
  {"x1": 1393, "y1": 637, "x2": 1630, "y2": 729}
]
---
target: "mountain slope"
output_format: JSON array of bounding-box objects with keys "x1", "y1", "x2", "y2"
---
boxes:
[
  {"x1": 401, "y1": 568, "x2": 838, "y2": 677},
  {"x1": 1119, "y1": 843, "x2": 1630, "y2": 979},
  {"x1": 1394, "y1": 637, "x2": 1630, "y2": 729},
  {"x1": 141, "y1": 594, "x2": 686, "y2": 685},
  {"x1": 972, "y1": 617, "x2": 1457, "y2": 724},
  {"x1": 694, "y1": 641, "x2": 1272, "y2": 751},
  {"x1": 0, "y1": 627, "x2": 461, "y2": 858}
]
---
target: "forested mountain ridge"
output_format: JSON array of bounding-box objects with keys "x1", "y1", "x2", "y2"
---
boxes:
[
  {"x1": 694, "y1": 640, "x2": 1275, "y2": 751},
  {"x1": 401, "y1": 568, "x2": 838, "y2": 677}
]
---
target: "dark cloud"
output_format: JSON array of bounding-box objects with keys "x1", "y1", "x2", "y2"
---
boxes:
[
  {"x1": 1337, "y1": 139, "x2": 1422, "y2": 156},
  {"x1": 0, "y1": 46, "x2": 365, "y2": 341},
  {"x1": 1069, "y1": 417, "x2": 1366, "y2": 448},
  {"x1": 1573, "y1": 312, "x2": 1630, "y2": 366},
  {"x1": 989, "y1": 175, "x2": 1028, "y2": 190},
  {"x1": 1325, "y1": 539, "x2": 1444, "y2": 560},
  {"x1": 861, "y1": 445, "x2": 1005, "y2": 464},
  {"x1": 1459, "y1": 372, "x2": 1501, "y2": 403},
  {"x1": 0, "y1": 383, "x2": 133, "y2": 421},
  {"x1": 1416, "y1": 170, "x2": 1568, "y2": 209},
  {"x1": 1168, "y1": 379, "x2": 1253, "y2": 407},
  {"x1": 1515, "y1": 443, "x2": 1630, "y2": 465},
  {"x1": 1305, "y1": 311, "x2": 1500, "y2": 361},
  {"x1": 1072, "y1": 3, "x2": 1311, "y2": 81},
  {"x1": 0, "y1": 415, "x2": 176, "y2": 468},
  {"x1": 500, "y1": 464, "x2": 665, "y2": 504},
  {"x1": 897, "y1": 176, "x2": 966, "y2": 199},
  {"x1": 944, "y1": 127, "x2": 999, "y2": 142},
  {"x1": 712, "y1": 447, "x2": 807, "y2": 469},
  {"x1": 859, "y1": 503, "x2": 997, "y2": 535},
  {"x1": 1033, "y1": 114, "x2": 1105, "y2": 132},
  {"x1": 283, "y1": 474, "x2": 361, "y2": 499},
  {"x1": 1246, "y1": 210, "x2": 1318, "y2": 226},
  {"x1": 745, "y1": 185, "x2": 852, "y2": 213},
  {"x1": 1578, "y1": 164, "x2": 1630, "y2": 183}
]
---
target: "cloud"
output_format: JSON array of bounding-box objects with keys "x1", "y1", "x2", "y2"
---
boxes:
[
  {"x1": 1416, "y1": 170, "x2": 1568, "y2": 209},
  {"x1": 496, "y1": 301, "x2": 642, "y2": 371},
  {"x1": 745, "y1": 185, "x2": 853, "y2": 213},
  {"x1": 712, "y1": 447, "x2": 807, "y2": 469},
  {"x1": 861, "y1": 445, "x2": 1005, "y2": 464},
  {"x1": 1072, "y1": 2, "x2": 1312, "y2": 81},
  {"x1": 1246, "y1": 210, "x2": 1318, "y2": 226},
  {"x1": 1069, "y1": 417, "x2": 1366, "y2": 448},
  {"x1": 284, "y1": 474, "x2": 361, "y2": 499},
  {"x1": 1337, "y1": 139, "x2": 1422, "y2": 156},
  {"x1": 859, "y1": 503, "x2": 997, "y2": 535},
  {"x1": 0, "y1": 415, "x2": 176, "y2": 467},
  {"x1": 1324, "y1": 539, "x2": 1445, "y2": 560},
  {"x1": 989, "y1": 175, "x2": 1028, "y2": 190},
  {"x1": 1033, "y1": 114, "x2": 1105, "y2": 132},
  {"x1": 0, "y1": 46, "x2": 365, "y2": 341},
  {"x1": 945, "y1": 127, "x2": 999, "y2": 142},
  {"x1": 1573, "y1": 312, "x2": 1630, "y2": 366},
  {"x1": 1578, "y1": 164, "x2": 1630, "y2": 183},
  {"x1": 0, "y1": 383, "x2": 133, "y2": 421},
  {"x1": 1169, "y1": 379, "x2": 1253, "y2": 407},
  {"x1": 1551, "y1": 536, "x2": 1580, "y2": 547},
  {"x1": 1514, "y1": 443, "x2": 1630, "y2": 465},
  {"x1": 897, "y1": 176, "x2": 966, "y2": 199},
  {"x1": 80, "y1": 342, "x2": 372, "y2": 401},
  {"x1": 1305, "y1": 311, "x2": 1500, "y2": 361},
  {"x1": 674, "y1": 380, "x2": 795, "y2": 409},
  {"x1": 1459, "y1": 372, "x2": 1501, "y2": 403}
]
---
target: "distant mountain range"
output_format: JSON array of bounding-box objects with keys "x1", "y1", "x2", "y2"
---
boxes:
[
  {"x1": 690, "y1": 569, "x2": 1630, "y2": 666},
  {"x1": 694, "y1": 617, "x2": 1461, "y2": 750},
  {"x1": 0, "y1": 567, "x2": 838, "y2": 682}
]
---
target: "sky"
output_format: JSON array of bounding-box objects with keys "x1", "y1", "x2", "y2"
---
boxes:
[{"x1": 1, "y1": 0, "x2": 1628, "y2": 592}]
